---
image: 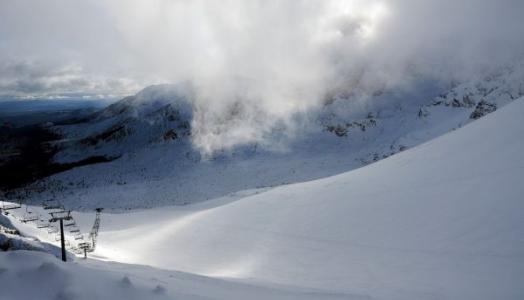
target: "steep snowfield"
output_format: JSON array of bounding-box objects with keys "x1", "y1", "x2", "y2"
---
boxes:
[{"x1": 92, "y1": 96, "x2": 524, "y2": 300}]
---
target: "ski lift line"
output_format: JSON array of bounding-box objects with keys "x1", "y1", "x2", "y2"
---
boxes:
[{"x1": 14, "y1": 201, "x2": 94, "y2": 260}]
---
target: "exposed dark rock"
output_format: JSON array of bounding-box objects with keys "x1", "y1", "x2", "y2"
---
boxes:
[
  {"x1": 330, "y1": 125, "x2": 348, "y2": 137},
  {"x1": 81, "y1": 124, "x2": 129, "y2": 146},
  {"x1": 163, "y1": 129, "x2": 178, "y2": 140},
  {"x1": 325, "y1": 117, "x2": 377, "y2": 137},
  {"x1": 470, "y1": 100, "x2": 497, "y2": 119}
]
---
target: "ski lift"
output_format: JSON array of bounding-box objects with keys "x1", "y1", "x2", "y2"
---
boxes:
[
  {"x1": 49, "y1": 210, "x2": 72, "y2": 222},
  {"x1": 21, "y1": 206, "x2": 39, "y2": 223},
  {"x1": 37, "y1": 217, "x2": 50, "y2": 228},
  {"x1": 69, "y1": 228, "x2": 80, "y2": 233},
  {"x1": 78, "y1": 242, "x2": 90, "y2": 249},
  {"x1": 78, "y1": 242, "x2": 92, "y2": 258},
  {"x1": 21, "y1": 214, "x2": 39, "y2": 223},
  {"x1": 74, "y1": 235, "x2": 84, "y2": 241},
  {"x1": 36, "y1": 220, "x2": 50, "y2": 229},
  {"x1": 2, "y1": 200, "x2": 22, "y2": 211},
  {"x1": 87, "y1": 208, "x2": 103, "y2": 251},
  {"x1": 64, "y1": 220, "x2": 76, "y2": 227},
  {"x1": 43, "y1": 199, "x2": 64, "y2": 210}
]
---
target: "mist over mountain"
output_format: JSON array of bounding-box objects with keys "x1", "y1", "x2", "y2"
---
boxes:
[
  {"x1": 2, "y1": 0, "x2": 524, "y2": 152},
  {"x1": 2, "y1": 2, "x2": 524, "y2": 300}
]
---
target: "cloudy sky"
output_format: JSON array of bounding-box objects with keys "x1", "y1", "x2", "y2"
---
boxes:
[{"x1": 1, "y1": 0, "x2": 523, "y2": 101}]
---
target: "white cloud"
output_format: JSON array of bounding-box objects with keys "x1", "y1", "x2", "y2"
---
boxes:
[{"x1": 1, "y1": 0, "x2": 523, "y2": 151}]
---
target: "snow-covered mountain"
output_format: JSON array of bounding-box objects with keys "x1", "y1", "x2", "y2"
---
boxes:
[
  {"x1": 17, "y1": 62, "x2": 523, "y2": 210},
  {"x1": 51, "y1": 84, "x2": 195, "y2": 163},
  {"x1": 4, "y1": 93, "x2": 524, "y2": 300}
]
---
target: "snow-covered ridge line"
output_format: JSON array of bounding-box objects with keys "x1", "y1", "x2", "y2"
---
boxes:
[{"x1": 10, "y1": 64, "x2": 522, "y2": 210}]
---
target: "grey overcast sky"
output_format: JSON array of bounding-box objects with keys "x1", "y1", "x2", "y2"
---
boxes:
[{"x1": 1, "y1": 0, "x2": 523, "y2": 100}]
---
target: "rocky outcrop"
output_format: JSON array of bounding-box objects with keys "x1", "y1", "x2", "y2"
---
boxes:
[{"x1": 470, "y1": 100, "x2": 497, "y2": 119}]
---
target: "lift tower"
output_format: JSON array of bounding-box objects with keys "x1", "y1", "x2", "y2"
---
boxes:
[
  {"x1": 88, "y1": 208, "x2": 103, "y2": 250},
  {"x1": 49, "y1": 210, "x2": 72, "y2": 262}
]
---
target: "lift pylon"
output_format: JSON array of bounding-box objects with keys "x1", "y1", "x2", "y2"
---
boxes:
[
  {"x1": 49, "y1": 210, "x2": 72, "y2": 262},
  {"x1": 88, "y1": 208, "x2": 103, "y2": 250}
]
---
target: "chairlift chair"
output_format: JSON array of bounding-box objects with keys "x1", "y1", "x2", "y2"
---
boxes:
[
  {"x1": 36, "y1": 219, "x2": 50, "y2": 228},
  {"x1": 74, "y1": 235, "x2": 84, "y2": 241},
  {"x1": 20, "y1": 205, "x2": 39, "y2": 223},
  {"x1": 69, "y1": 228, "x2": 80, "y2": 233},
  {"x1": 21, "y1": 213, "x2": 39, "y2": 223},
  {"x1": 64, "y1": 220, "x2": 76, "y2": 227},
  {"x1": 78, "y1": 241, "x2": 95, "y2": 253},
  {"x1": 2, "y1": 200, "x2": 22, "y2": 211},
  {"x1": 78, "y1": 242, "x2": 90, "y2": 249},
  {"x1": 43, "y1": 199, "x2": 64, "y2": 210}
]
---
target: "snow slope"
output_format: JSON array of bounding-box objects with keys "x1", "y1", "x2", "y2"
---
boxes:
[
  {"x1": 68, "y1": 97, "x2": 524, "y2": 298},
  {"x1": 103, "y1": 96, "x2": 523, "y2": 298},
  {"x1": 1, "y1": 250, "x2": 362, "y2": 300},
  {"x1": 3, "y1": 97, "x2": 524, "y2": 300}
]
